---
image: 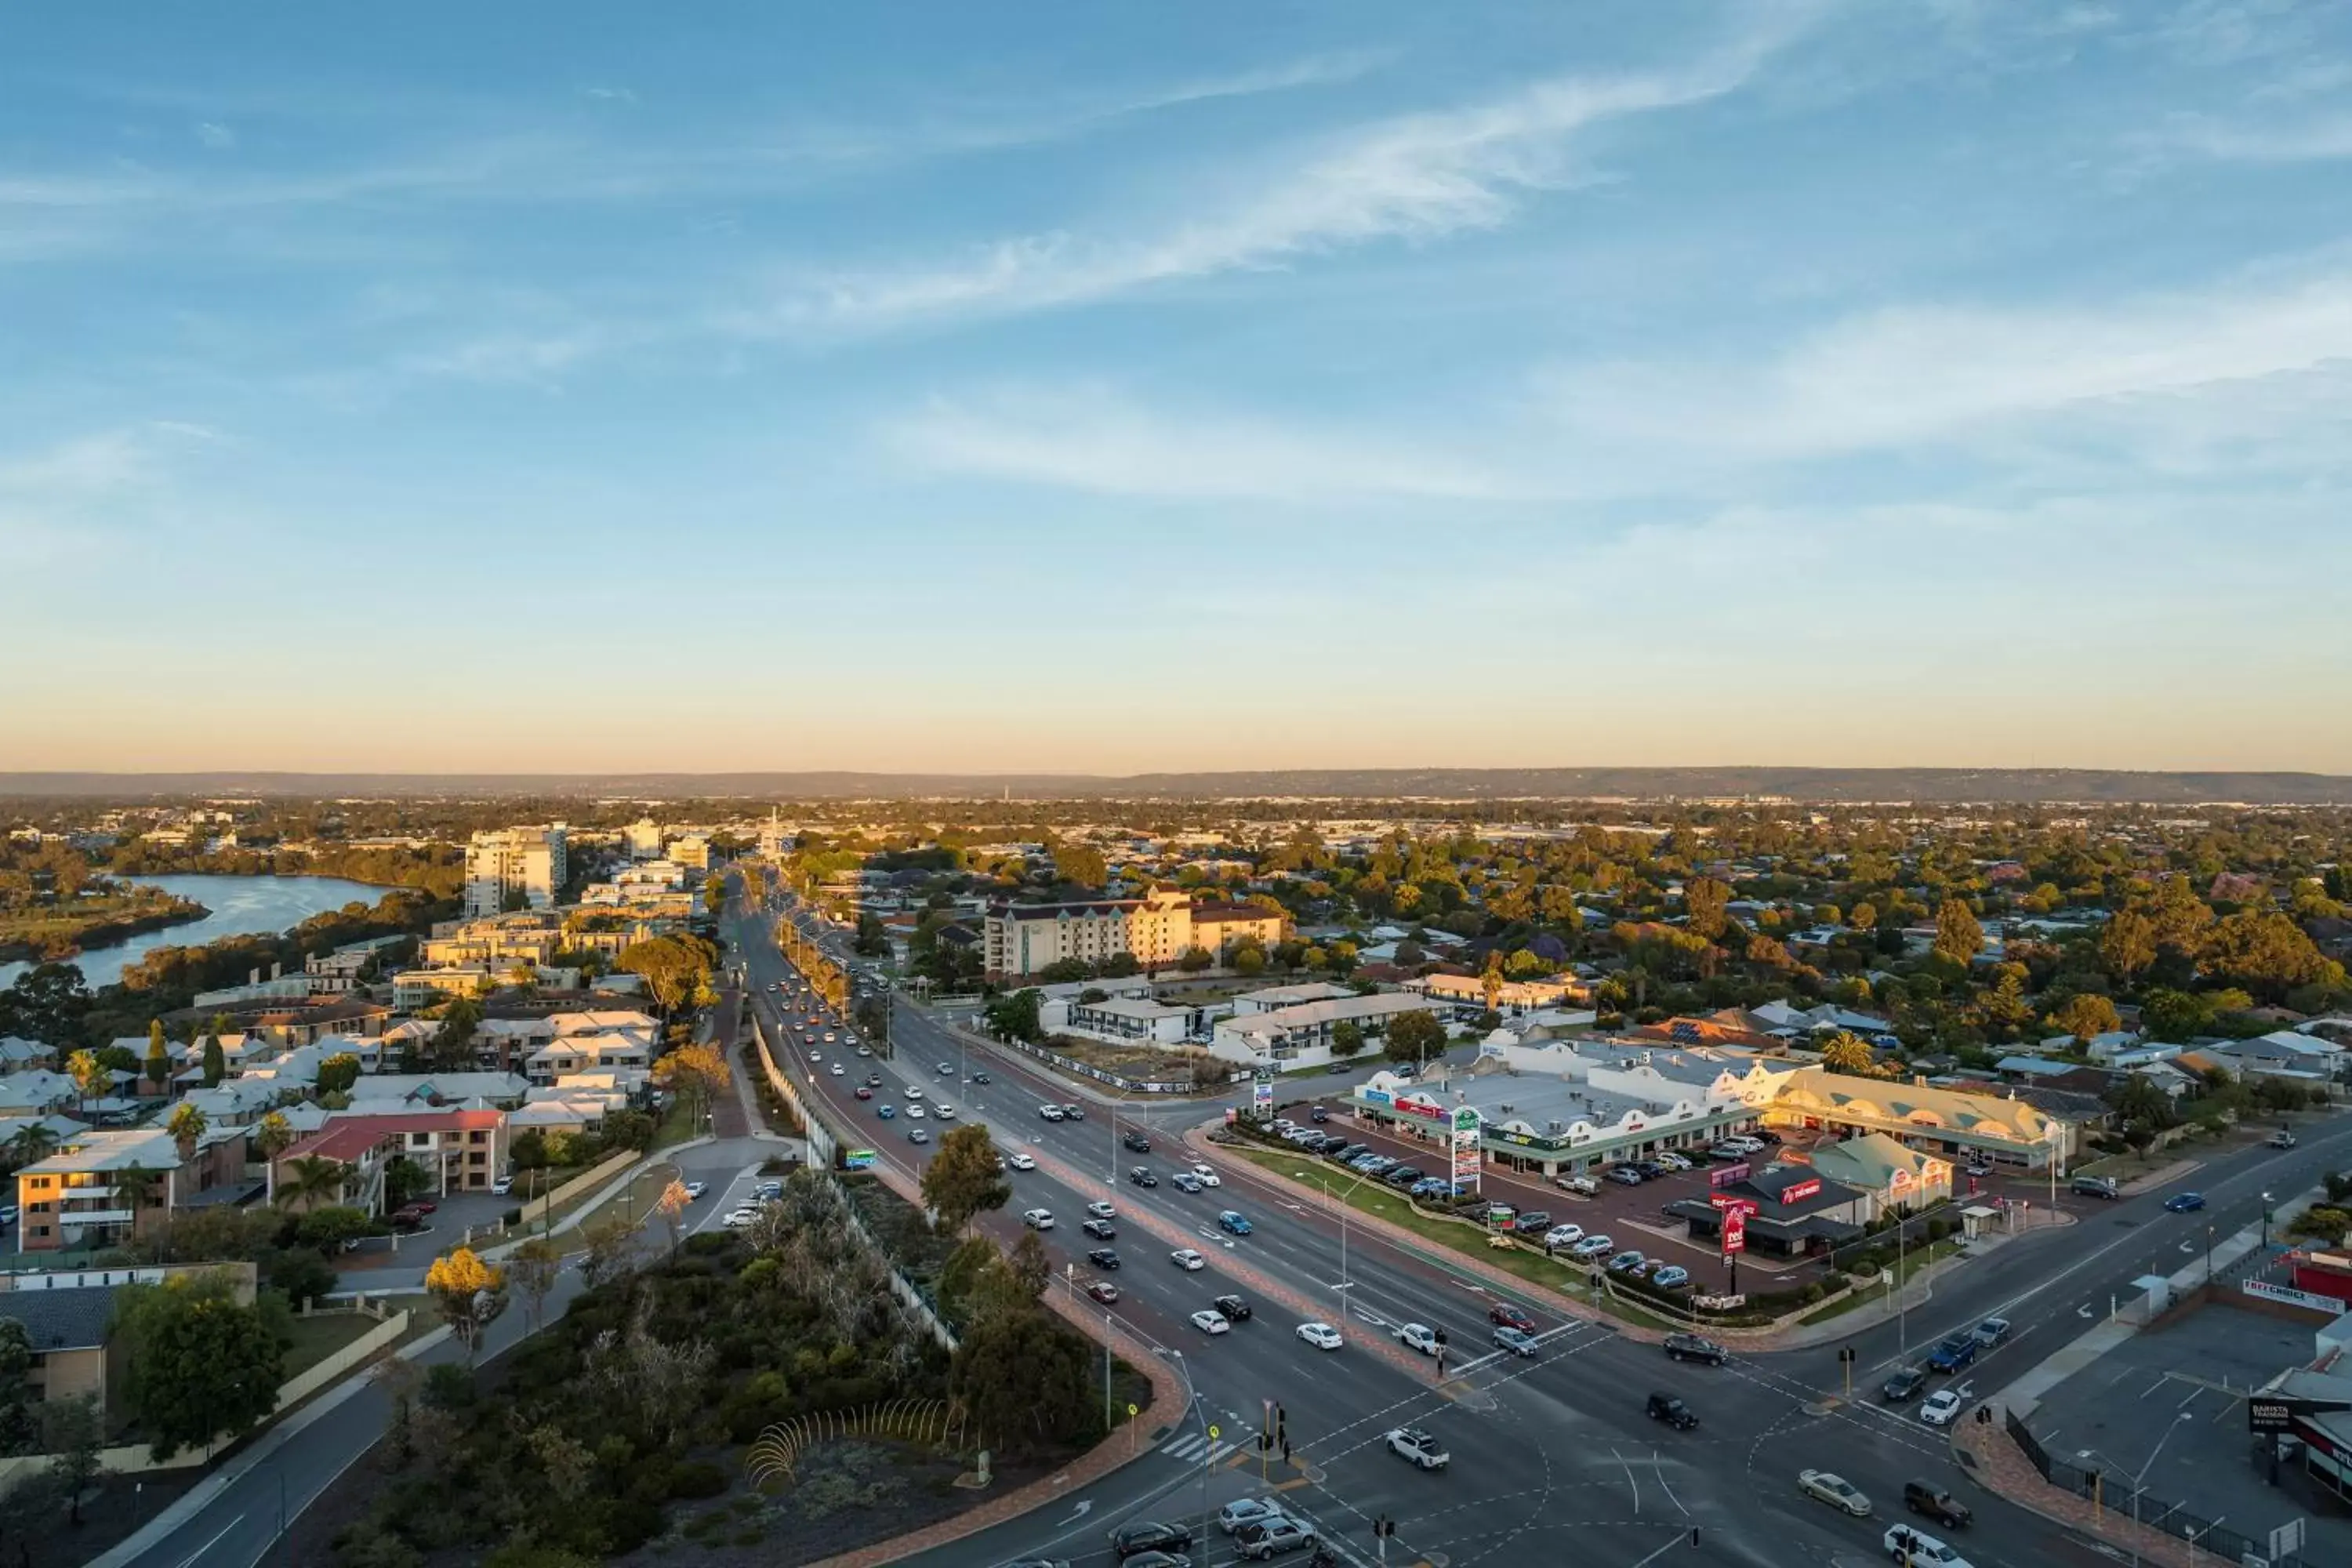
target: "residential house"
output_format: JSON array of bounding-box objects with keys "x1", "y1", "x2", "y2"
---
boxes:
[
  {"x1": 0, "y1": 1263, "x2": 258, "y2": 1417},
  {"x1": 0, "y1": 1037, "x2": 58, "y2": 1073},
  {"x1": 272, "y1": 1109, "x2": 509, "y2": 1211},
  {"x1": 1209, "y1": 992, "x2": 1443, "y2": 1070},
  {"x1": 348, "y1": 1072, "x2": 530, "y2": 1110}
]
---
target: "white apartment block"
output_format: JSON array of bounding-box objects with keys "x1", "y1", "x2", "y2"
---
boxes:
[
  {"x1": 983, "y1": 890, "x2": 1279, "y2": 981},
  {"x1": 463, "y1": 825, "x2": 569, "y2": 917}
]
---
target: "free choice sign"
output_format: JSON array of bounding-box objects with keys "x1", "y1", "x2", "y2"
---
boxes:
[{"x1": 1722, "y1": 1209, "x2": 1747, "y2": 1254}]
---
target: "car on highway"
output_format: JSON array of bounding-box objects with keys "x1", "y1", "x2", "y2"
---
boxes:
[
  {"x1": 1233, "y1": 1515, "x2": 1316, "y2": 1560},
  {"x1": 1108, "y1": 1521, "x2": 1195, "y2": 1559},
  {"x1": 856, "y1": 1047, "x2": 872, "y2": 1058},
  {"x1": 1171, "y1": 1248, "x2": 1206, "y2": 1270},
  {"x1": 877, "y1": 1105, "x2": 896, "y2": 1120},
  {"x1": 1385, "y1": 1427, "x2": 1449, "y2": 1471},
  {"x1": 2270, "y1": 1129, "x2": 2299, "y2": 1149},
  {"x1": 1218, "y1": 1210, "x2": 1253, "y2": 1236},
  {"x1": 1214, "y1": 1294, "x2": 1251, "y2": 1322},
  {"x1": 1128, "y1": 1166, "x2": 1159, "y2": 1187},
  {"x1": 684, "y1": 1181, "x2": 708, "y2": 1200},
  {"x1": 1919, "y1": 1389, "x2": 1965, "y2": 1427},
  {"x1": 1007, "y1": 1152, "x2": 1035, "y2": 1171},
  {"x1": 1189, "y1": 1163, "x2": 1221, "y2": 1186},
  {"x1": 1058, "y1": 1103, "x2": 1084, "y2": 1120},
  {"x1": 1396, "y1": 1323, "x2": 1440, "y2": 1355},
  {"x1": 908, "y1": 1127, "x2": 930, "y2": 1144},
  {"x1": 1220, "y1": 1497, "x2": 1286, "y2": 1535},
  {"x1": 867, "y1": 1073, "x2": 883, "y2": 1087},
  {"x1": 1085, "y1": 1280, "x2": 1120, "y2": 1305},
  {"x1": 1022, "y1": 1208, "x2": 1055, "y2": 1230},
  {"x1": 905, "y1": 1105, "x2": 926, "y2": 1120},
  {"x1": 1087, "y1": 1200, "x2": 1116, "y2": 1219},
  {"x1": 903, "y1": 1084, "x2": 924, "y2": 1100},
  {"x1": 2164, "y1": 1190, "x2": 2206, "y2": 1212},
  {"x1": 1664, "y1": 1332, "x2": 1726, "y2": 1366},
  {"x1": 829, "y1": 1063, "x2": 845, "y2": 1076},
  {"x1": 1926, "y1": 1335, "x2": 1978, "y2": 1374},
  {"x1": 1171, "y1": 1172, "x2": 1205, "y2": 1193},
  {"x1": 1123, "y1": 1131, "x2": 1152, "y2": 1152},
  {"x1": 1882, "y1": 1366, "x2": 1929, "y2": 1403},
  {"x1": 854, "y1": 1086, "x2": 873, "y2": 1099},
  {"x1": 1297, "y1": 1322, "x2": 1343, "y2": 1351},
  {"x1": 1189, "y1": 1308, "x2": 1231, "y2": 1336},
  {"x1": 1883, "y1": 1526, "x2": 1972, "y2": 1566},
  {"x1": 1798, "y1": 1470, "x2": 1872, "y2": 1517},
  {"x1": 1040, "y1": 1105, "x2": 1065, "y2": 1121},
  {"x1": 1082, "y1": 1218, "x2": 1116, "y2": 1240},
  {"x1": 1569, "y1": 1234, "x2": 1614, "y2": 1259},
  {"x1": 1653, "y1": 1266, "x2": 1691, "y2": 1290},
  {"x1": 1087, "y1": 1247, "x2": 1120, "y2": 1269},
  {"x1": 936, "y1": 1062, "x2": 954, "y2": 1076},
  {"x1": 1489, "y1": 1302, "x2": 1537, "y2": 1332},
  {"x1": 1646, "y1": 1392, "x2": 1698, "y2": 1430},
  {"x1": 1492, "y1": 1327, "x2": 1538, "y2": 1357},
  {"x1": 933, "y1": 1103, "x2": 957, "y2": 1120}
]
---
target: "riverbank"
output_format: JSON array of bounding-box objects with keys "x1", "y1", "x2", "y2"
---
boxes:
[
  {"x1": 0, "y1": 873, "x2": 412, "y2": 993},
  {"x1": 0, "y1": 895, "x2": 209, "y2": 966}
]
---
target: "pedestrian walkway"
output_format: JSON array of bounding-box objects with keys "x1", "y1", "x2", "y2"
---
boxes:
[{"x1": 1162, "y1": 1425, "x2": 1256, "y2": 1465}]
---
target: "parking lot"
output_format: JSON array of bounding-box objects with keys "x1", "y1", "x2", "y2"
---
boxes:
[{"x1": 2027, "y1": 1300, "x2": 2350, "y2": 1562}]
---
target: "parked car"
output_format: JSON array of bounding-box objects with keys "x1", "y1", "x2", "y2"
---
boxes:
[
  {"x1": 1214, "y1": 1294, "x2": 1252, "y2": 1322},
  {"x1": 1385, "y1": 1427, "x2": 1449, "y2": 1471},
  {"x1": 1664, "y1": 1332, "x2": 1726, "y2": 1366},
  {"x1": 1903, "y1": 1480, "x2": 1973, "y2": 1529},
  {"x1": 1606, "y1": 1167, "x2": 1645, "y2": 1186},
  {"x1": 1506, "y1": 1210, "x2": 1552, "y2": 1234},
  {"x1": 1607, "y1": 1250, "x2": 1649, "y2": 1276},
  {"x1": 1555, "y1": 1174, "x2": 1602, "y2": 1196},
  {"x1": 1492, "y1": 1327, "x2": 1538, "y2": 1358},
  {"x1": 1652, "y1": 1266, "x2": 1692, "y2": 1290},
  {"x1": 1382, "y1": 1167, "x2": 1424, "y2": 1189},
  {"x1": 1654, "y1": 1152, "x2": 1693, "y2": 1171},
  {"x1": 1569, "y1": 1234, "x2": 1614, "y2": 1259},
  {"x1": 1543, "y1": 1224, "x2": 1585, "y2": 1249},
  {"x1": 1297, "y1": 1321, "x2": 1343, "y2": 1351},
  {"x1": 2071, "y1": 1174, "x2": 2120, "y2": 1199},
  {"x1": 1798, "y1": 1470, "x2": 1872, "y2": 1517},
  {"x1": 683, "y1": 1181, "x2": 708, "y2": 1200}
]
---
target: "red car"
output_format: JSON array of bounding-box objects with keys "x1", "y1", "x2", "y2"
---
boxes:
[
  {"x1": 1489, "y1": 1302, "x2": 1537, "y2": 1333},
  {"x1": 405, "y1": 1200, "x2": 437, "y2": 1215},
  {"x1": 855, "y1": 1087, "x2": 874, "y2": 1100}
]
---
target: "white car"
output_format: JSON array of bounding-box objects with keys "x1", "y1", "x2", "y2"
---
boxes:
[
  {"x1": 1189, "y1": 1163, "x2": 1222, "y2": 1187},
  {"x1": 1396, "y1": 1323, "x2": 1440, "y2": 1356},
  {"x1": 722, "y1": 1207, "x2": 759, "y2": 1229},
  {"x1": 1022, "y1": 1209, "x2": 1055, "y2": 1230},
  {"x1": 684, "y1": 1181, "x2": 708, "y2": 1200},
  {"x1": 1569, "y1": 1234, "x2": 1614, "y2": 1259},
  {"x1": 1919, "y1": 1389, "x2": 1965, "y2": 1427},
  {"x1": 1086, "y1": 1201, "x2": 1116, "y2": 1220},
  {"x1": 1171, "y1": 1248, "x2": 1207, "y2": 1271},
  {"x1": 906, "y1": 1105, "x2": 926, "y2": 1120},
  {"x1": 1297, "y1": 1322, "x2": 1344, "y2": 1351},
  {"x1": 491, "y1": 1175, "x2": 513, "y2": 1196},
  {"x1": 934, "y1": 1103, "x2": 957, "y2": 1120},
  {"x1": 1543, "y1": 1224, "x2": 1584, "y2": 1248},
  {"x1": 1882, "y1": 1526, "x2": 1971, "y2": 1566},
  {"x1": 829, "y1": 1063, "x2": 845, "y2": 1076},
  {"x1": 1040, "y1": 1105, "x2": 1066, "y2": 1121},
  {"x1": 1189, "y1": 1309, "x2": 1232, "y2": 1336},
  {"x1": 1007, "y1": 1152, "x2": 1036, "y2": 1171},
  {"x1": 856, "y1": 1047, "x2": 872, "y2": 1057},
  {"x1": 904, "y1": 1086, "x2": 924, "y2": 1100}
]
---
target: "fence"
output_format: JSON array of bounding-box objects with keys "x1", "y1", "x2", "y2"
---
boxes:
[
  {"x1": 753, "y1": 1013, "x2": 837, "y2": 1166},
  {"x1": 514, "y1": 1149, "x2": 640, "y2": 1229},
  {"x1": 2006, "y1": 1408, "x2": 2315, "y2": 1567}
]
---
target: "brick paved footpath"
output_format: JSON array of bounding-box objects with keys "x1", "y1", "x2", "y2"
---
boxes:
[
  {"x1": 796, "y1": 1159, "x2": 1189, "y2": 1568},
  {"x1": 1952, "y1": 1402, "x2": 2231, "y2": 1568}
]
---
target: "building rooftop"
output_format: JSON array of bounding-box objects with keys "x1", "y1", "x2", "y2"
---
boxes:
[
  {"x1": 0, "y1": 1285, "x2": 117, "y2": 1352},
  {"x1": 20, "y1": 1127, "x2": 178, "y2": 1177}
]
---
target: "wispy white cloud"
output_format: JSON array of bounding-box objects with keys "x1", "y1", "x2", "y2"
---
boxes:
[
  {"x1": 582, "y1": 85, "x2": 638, "y2": 105},
  {"x1": 2149, "y1": 111, "x2": 2352, "y2": 162},
  {"x1": 195, "y1": 121, "x2": 237, "y2": 150}
]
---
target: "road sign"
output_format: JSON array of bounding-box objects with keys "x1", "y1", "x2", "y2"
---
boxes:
[
  {"x1": 2270, "y1": 1519, "x2": 2307, "y2": 1558},
  {"x1": 2251, "y1": 1396, "x2": 2352, "y2": 1432},
  {"x1": 1254, "y1": 1074, "x2": 1274, "y2": 1116}
]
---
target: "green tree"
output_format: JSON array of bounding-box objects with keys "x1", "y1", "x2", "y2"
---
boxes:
[
  {"x1": 2199, "y1": 911, "x2": 2343, "y2": 1000},
  {"x1": 2048, "y1": 992, "x2": 2122, "y2": 1044},
  {"x1": 42, "y1": 1395, "x2": 103, "y2": 1523},
  {"x1": 292, "y1": 1205, "x2": 372, "y2": 1252},
  {"x1": 1933, "y1": 899, "x2": 1984, "y2": 967},
  {"x1": 201, "y1": 1033, "x2": 227, "y2": 1087},
  {"x1": 0, "y1": 1319, "x2": 38, "y2": 1454},
  {"x1": 1051, "y1": 843, "x2": 1108, "y2": 889},
  {"x1": 984, "y1": 989, "x2": 1044, "y2": 1044},
  {"x1": 275, "y1": 1154, "x2": 347, "y2": 1210},
  {"x1": 167, "y1": 1102, "x2": 209, "y2": 1163},
  {"x1": 2100, "y1": 909, "x2": 2158, "y2": 982},
  {"x1": 1819, "y1": 1031, "x2": 1878, "y2": 1076},
  {"x1": 2140, "y1": 987, "x2": 2211, "y2": 1043},
  {"x1": 114, "y1": 1272, "x2": 289, "y2": 1459},
  {"x1": 1384, "y1": 1009, "x2": 1446, "y2": 1065},
  {"x1": 317, "y1": 1052, "x2": 362, "y2": 1097},
  {"x1": 1330, "y1": 1020, "x2": 1365, "y2": 1058},
  {"x1": 1232, "y1": 945, "x2": 1266, "y2": 978},
  {"x1": 1685, "y1": 877, "x2": 1732, "y2": 940},
  {"x1": 507, "y1": 1236, "x2": 562, "y2": 1332},
  {"x1": 428, "y1": 996, "x2": 483, "y2": 1073},
  {"x1": 921, "y1": 1123, "x2": 1013, "y2": 1236},
  {"x1": 144, "y1": 1019, "x2": 172, "y2": 1094},
  {"x1": 1177, "y1": 946, "x2": 1214, "y2": 974},
  {"x1": 948, "y1": 1304, "x2": 1100, "y2": 1455}
]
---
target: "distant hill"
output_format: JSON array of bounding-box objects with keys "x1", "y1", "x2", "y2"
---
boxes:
[{"x1": 3, "y1": 768, "x2": 2350, "y2": 804}]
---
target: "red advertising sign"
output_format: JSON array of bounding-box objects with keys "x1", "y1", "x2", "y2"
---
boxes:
[
  {"x1": 1709, "y1": 1194, "x2": 1759, "y2": 1216},
  {"x1": 1722, "y1": 1208, "x2": 1747, "y2": 1254},
  {"x1": 1777, "y1": 1177, "x2": 1821, "y2": 1205},
  {"x1": 1708, "y1": 1163, "x2": 1750, "y2": 1189}
]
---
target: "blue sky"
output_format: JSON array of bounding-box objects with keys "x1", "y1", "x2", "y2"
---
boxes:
[{"x1": 5, "y1": 1, "x2": 2350, "y2": 775}]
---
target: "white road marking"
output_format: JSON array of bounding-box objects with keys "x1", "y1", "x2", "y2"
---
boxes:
[{"x1": 172, "y1": 1515, "x2": 244, "y2": 1568}]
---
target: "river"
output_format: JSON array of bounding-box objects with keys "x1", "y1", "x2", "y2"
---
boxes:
[{"x1": 0, "y1": 873, "x2": 394, "y2": 991}]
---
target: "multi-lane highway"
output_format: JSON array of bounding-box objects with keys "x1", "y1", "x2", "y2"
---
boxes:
[{"x1": 733, "y1": 895, "x2": 2202, "y2": 1568}]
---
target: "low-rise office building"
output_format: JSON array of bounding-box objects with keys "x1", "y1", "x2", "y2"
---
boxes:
[{"x1": 1210, "y1": 992, "x2": 1440, "y2": 1069}]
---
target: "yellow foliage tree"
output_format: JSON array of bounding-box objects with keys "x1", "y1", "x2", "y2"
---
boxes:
[{"x1": 424, "y1": 1247, "x2": 505, "y2": 1360}]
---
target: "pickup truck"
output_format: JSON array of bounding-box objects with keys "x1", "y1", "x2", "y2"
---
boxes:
[
  {"x1": 2270, "y1": 1130, "x2": 2299, "y2": 1149},
  {"x1": 1385, "y1": 1427, "x2": 1450, "y2": 1471}
]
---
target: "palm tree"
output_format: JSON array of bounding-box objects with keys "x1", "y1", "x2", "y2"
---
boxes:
[
  {"x1": 277, "y1": 1154, "x2": 347, "y2": 1210},
  {"x1": 113, "y1": 1163, "x2": 164, "y2": 1218},
  {"x1": 5, "y1": 1122, "x2": 60, "y2": 1172},
  {"x1": 166, "y1": 1102, "x2": 209, "y2": 1164},
  {"x1": 253, "y1": 1111, "x2": 295, "y2": 1163}
]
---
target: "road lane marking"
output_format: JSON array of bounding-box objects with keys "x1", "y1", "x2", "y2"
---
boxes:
[{"x1": 172, "y1": 1514, "x2": 244, "y2": 1568}]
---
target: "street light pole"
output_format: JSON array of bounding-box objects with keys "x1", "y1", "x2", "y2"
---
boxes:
[
  {"x1": 2127, "y1": 1413, "x2": 2193, "y2": 1568},
  {"x1": 2263, "y1": 1191, "x2": 2274, "y2": 1251}
]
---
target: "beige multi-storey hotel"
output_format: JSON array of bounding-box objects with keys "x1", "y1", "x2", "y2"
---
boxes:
[{"x1": 982, "y1": 890, "x2": 1287, "y2": 981}]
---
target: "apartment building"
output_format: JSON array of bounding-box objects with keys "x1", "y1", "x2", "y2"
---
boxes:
[
  {"x1": 271, "y1": 1108, "x2": 509, "y2": 1211},
  {"x1": 1208, "y1": 992, "x2": 1443, "y2": 1069},
  {"x1": 16, "y1": 1129, "x2": 181, "y2": 1253},
  {"x1": 982, "y1": 889, "x2": 1259, "y2": 981},
  {"x1": 463, "y1": 824, "x2": 569, "y2": 917}
]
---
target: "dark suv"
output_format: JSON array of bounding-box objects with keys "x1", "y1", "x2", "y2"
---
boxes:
[
  {"x1": 1903, "y1": 1480, "x2": 1972, "y2": 1529},
  {"x1": 1110, "y1": 1520, "x2": 1196, "y2": 1558},
  {"x1": 1645, "y1": 1392, "x2": 1698, "y2": 1430},
  {"x1": 1123, "y1": 1131, "x2": 1152, "y2": 1152},
  {"x1": 1663, "y1": 1332, "x2": 1726, "y2": 1366},
  {"x1": 1214, "y1": 1294, "x2": 1252, "y2": 1322}
]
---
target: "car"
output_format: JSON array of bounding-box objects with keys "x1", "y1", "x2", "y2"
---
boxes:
[
  {"x1": 2164, "y1": 1191, "x2": 2206, "y2": 1213},
  {"x1": 1214, "y1": 1294, "x2": 1251, "y2": 1322},
  {"x1": 1189, "y1": 1163, "x2": 1221, "y2": 1186},
  {"x1": 1570, "y1": 1234, "x2": 1614, "y2": 1259},
  {"x1": 1060, "y1": 1103, "x2": 1085, "y2": 1120},
  {"x1": 1108, "y1": 1522, "x2": 1195, "y2": 1558},
  {"x1": 867, "y1": 1073, "x2": 883, "y2": 1087},
  {"x1": 1233, "y1": 1515, "x2": 1316, "y2": 1560},
  {"x1": 1632, "y1": 1160, "x2": 1667, "y2": 1181},
  {"x1": 908, "y1": 1127, "x2": 930, "y2": 1144},
  {"x1": 1219, "y1": 1497, "x2": 1286, "y2": 1536},
  {"x1": 1919, "y1": 1389, "x2": 1965, "y2": 1427},
  {"x1": 855, "y1": 1086, "x2": 873, "y2": 1099},
  {"x1": 490, "y1": 1176, "x2": 512, "y2": 1196},
  {"x1": 1171, "y1": 1172, "x2": 1205, "y2": 1193},
  {"x1": 1926, "y1": 1335, "x2": 1977, "y2": 1374},
  {"x1": 1903, "y1": 1480, "x2": 1973, "y2": 1529},
  {"x1": 1972, "y1": 1317, "x2": 2012, "y2": 1348},
  {"x1": 829, "y1": 1063, "x2": 845, "y2": 1076},
  {"x1": 2072, "y1": 1174, "x2": 2120, "y2": 1199},
  {"x1": 1007, "y1": 1152, "x2": 1036, "y2": 1171},
  {"x1": 1297, "y1": 1321, "x2": 1343, "y2": 1351},
  {"x1": 1555, "y1": 1174, "x2": 1602, "y2": 1196},
  {"x1": 1489, "y1": 1302, "x2": 1537, "y2": 1332},
  {"x1": 1128, "y1": 1166, "x2": 1160, "y2": 1187},
  {"x1": 723, "y1": 1207, "x2": 759, "y2": 1229},
  {"x1": 1082, "y1": 1218, "x2": 1116, "y2": 1240},
  {"x1": 906, "y1": 1105, "x2": 927, "y2": 1120},
  {"x1": 1381, "y1": 1167, "x2": 1424, "y2": 1189},
  {"x1": 1882, "y1": 1367, "x2": 1930, "y2": 1403},
  {"x1": 857, "y1": 1047, "x2": 873, "y2": 1058},
  {"x1": 1606, "y1": 1166, "x2": 1645, "y2": 1186},
  {"x1": 684, "y1": 1181, "x2": 708, "y2": 1200},
  {"x1": 1218, "y1": 1210, "x2": 1253, "y2": 1236},
  {"x1": 934, "y1": 1103, "x2": 957, "y2": 1120},
  {"x1": 1385, "y1": 1427, "x2": 1449, "y2": 1471},
  {"x1": 1963, "y1": 1160, "x2": 1993, "y2": 1178},
  {"x1": 808, "y1": 1049, "x2": 822, "y2": 1062},
  {"x1": 1664, "y1": 1332, "x2": 1726, "y2": 1366},
  {"x1": 1086, "y1": 1279, "x2": 1121, "y2": 1305},
  {"x1": 972, "y1": 1072, "x2": 990, "y2": 1084},
  {"x1": 406, "y1": 1200, "x2": 438, "y2": 1215},
  {"x1": 1652, "y1": 1266, "x2": 1692, "y2": 1290},
  {"x1": 1798, "y1": 1470, "x2": 1872, "y2": 1518},
  {"x1": 1708, "y1": 1143, "x2": 1749, "y2": 1161},
  {"x1": 1022, "y1": 1208, "x2": 1055, "y2": 1230},
  {"x1": 903, "y1": 1085, "x2": 924, "y2": 1100},
  {"x1": 1328, "y1": 1143, "x2": 1370, "y2": 1162},
  {"x1": 1492, "y1": 1327, "x2": 1539, "y2": 1357},
  {"x1": 1087, "y1": 1247, "x2": 1120, "y2": 1269},
  {"x1": 1040, "y1": 1105, "x2": 1066, "y2": 1121},
  {"x1": 937, "y1": 1062, "x2": 954, "y2": 1076},
  {"x1": 2270, "y1": 1129, "x2": 2299, "y2": 1149},
  {"x1": 390, "y1": 1205, "x2": 430, "y2": 1231},
  {"x1": 1655, "y1": 1152, "x2": 1693, "y2": 1171},
  {"x1": 1123, "y1": 1131, "x2": 1152, "y2": 1152},
  {"x1": 1412, "y1": 1178, "x2": 1453, "y2": 1199},
  {"x1": 1607, "y1": 1250, "x2": 1649, "y2": 1276},
  {"x1": 822, "y1": 1032, "x2": 837, "y2": 1044},
  {"x1": 1189, "y1": 1308, "x2": 1231, "y2": 1336},
  {"x1": 1171, "y1": 1248, "x2": 1206, "y2": 1270},
  {"x1": 1396, "y1": 1323, "x2": 1440, "y2": 1356},
  {"x1": 1309, "y1": 1106, "x2": 1329, "y2": 1123},
  {"x1": 1087, "y1": 1200, "x2": 1117, "y2": 1219},
  {"x1": 1646, "y1": 1392, "x2": 1698, "y2": 1430},
  {"x1": 1883, "y1": 1526, "x2": 1973, "y2": 1566},
  {"x1": 756, "y1": 1182, "x2": 782, "y2": 1200},
  {"x1": 1542, "y1": 1223, "x2": 1585, "y2": 1248},
  {"x1": 1506, "y1": 1210, "x2": 1553, "y2": 1234}
]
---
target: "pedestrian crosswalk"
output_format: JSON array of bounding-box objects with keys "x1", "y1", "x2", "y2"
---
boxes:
[{"x1": 1162, "y1": 1426, "x2": 1258, "y2": 1465}]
